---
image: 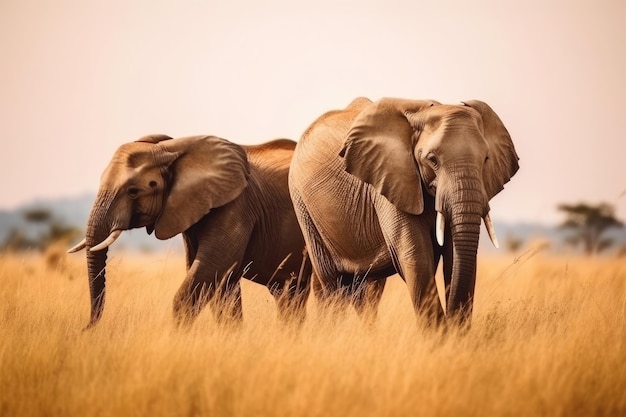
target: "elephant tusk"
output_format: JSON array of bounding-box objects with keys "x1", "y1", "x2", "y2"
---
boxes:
[
  {"x1": 67, "y1": 238, "x2": 87, "y2": 253},
  {"x1": 484, "y1": 213, "x2": 499, "y2": 249},
  {"x1": 436, "y1": 211, "x2": 445, "y2": 246},
  {"x1": 89, "y1": 230, "x2": 122, "y2": 252}
]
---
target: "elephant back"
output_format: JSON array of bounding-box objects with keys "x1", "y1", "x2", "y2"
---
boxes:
[
  {"x1": 243, "y1": 138, "x2": 296, "y2": 207},
  {"x1": 244, "y1": 139, "x2": 296, "y2": 174}
]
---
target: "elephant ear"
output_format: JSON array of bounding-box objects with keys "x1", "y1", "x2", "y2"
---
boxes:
[
  {"x1": 462, "y1": 100, "x2": 520, "y2": 200},
  {"x1": 339, "y1": 98, "x2": 438, "y2": 215},
  {"x1": 154, "y1": 135, "x2": 249, "y2": 240}
]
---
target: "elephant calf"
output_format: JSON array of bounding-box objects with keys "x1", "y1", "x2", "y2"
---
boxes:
[{"x1": 69, "y1": 135, "x2": 312, "y2": 328}]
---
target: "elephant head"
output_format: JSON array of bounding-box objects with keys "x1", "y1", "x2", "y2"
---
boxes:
[
  {"x1": 340, "y1": 98, "x2": 519, "y2": 323},
  {"x1": 68, "y1": 134, "x2": 249, "y2": 328}
]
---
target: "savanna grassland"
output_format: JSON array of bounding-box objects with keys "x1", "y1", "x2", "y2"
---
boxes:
[{"x1": 1, "y1": 246, "x2": 625, "y2": 417}]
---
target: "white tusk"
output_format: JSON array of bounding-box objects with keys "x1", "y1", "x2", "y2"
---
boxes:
[
  {"x1": 89, "y1": 230, "x2": 122, "y2": 252},
  {"x1": 67, "y1": 238, "x2": 87, "y2": 253},
  {"x1": 436, "y1": 211, "x2": 445, "y2": 246},
  {"x1": 484, "y1": 213, "x2": 499, "y2": 249}
]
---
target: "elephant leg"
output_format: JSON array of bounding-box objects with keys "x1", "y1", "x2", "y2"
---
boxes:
[
  {"x1": 352, "y1": 277, "x2": 386, "y2": 325},
  {"x1": 271, "y1": 275, "x2": 310, "y2": 326},
  {"x1": 317, "y1": 273, "x2": 356, "y2": 319},
  {"x1": 291, "y1": 188, "x2": 348, "y2": 317},
  {"x1": 305, "y1": 271, "x2": 353, "y2": 322},
  {"x1": 400, "y1": 258, "x2": 445, "y2": 327},
  {"x1": 272, "y1": 251, "x2": 312, "y2": 326},
  {"x1": 173, "y1": 260, "x2": 244, "y2": 327},
  {"x1": 373, "y1": 196, "x2": 444, "y2": 327},
  {"x1": 173, "y1": 209, "x2": 253, "y2": 327},
  {"x1": 172, "y1": 262, "x2": 218, "y2": 327},
  {"x1": 210, "y1": 268, "x2": 244, "y2": 324},
  {"x1": 182, "y1": 227, "x2": 199, "y2": 271},
  {"x1": 173, "y1": 228, "x2": 203, "y2": 326}
]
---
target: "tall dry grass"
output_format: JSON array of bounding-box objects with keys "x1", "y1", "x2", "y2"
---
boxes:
[{"x1": 1, "y1": 247, "x2": 624, "y2": 417}]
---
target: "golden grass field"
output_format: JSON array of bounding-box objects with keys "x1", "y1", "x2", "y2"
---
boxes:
[{"x1": 1, "y1": 245, "x2": 625, "y2": 417}]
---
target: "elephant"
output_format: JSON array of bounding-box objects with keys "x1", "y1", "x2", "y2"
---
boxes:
[
  {"x1": 68, "y1": 134, "x2": 312, "y2": 328},
  {"x1": 288, "y1": 97, "x2": 519, "y2": 326}
]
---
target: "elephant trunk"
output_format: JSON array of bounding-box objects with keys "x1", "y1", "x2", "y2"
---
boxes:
[
  {"x1": 447, "y1": 214, "x2": 481, "y2": 323},
  {"x1": 86, "y1": 245, "x2": 108, "y2": 328},
  {"x1": 437, "y1": 167, "x2": 485, "y2": 326},
  {"x1": 84, "y1": 190, "x2": 117, "y2": 328}
]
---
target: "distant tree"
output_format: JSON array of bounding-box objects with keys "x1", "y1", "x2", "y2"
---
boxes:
[
  {"x1": 46, "y1": 220, "x2": 80, "y2": 243},
  {"x1": 1, "y1": 208, "x2": 81, "y2": 252},
  {"x1": 558, "y1": 202, "x2": 624, "y2": 255},
  {"x1": 23, "y1": 208, "x2": 52, "y2": 223}
]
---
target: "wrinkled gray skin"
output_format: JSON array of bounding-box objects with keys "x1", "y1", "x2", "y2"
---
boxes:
[
  {"x1": 69, "y1": 135, "x2": 311, "y2": 328},
  {"x1": 289, "y1": 97, "x2": 519, "y2": 326}
]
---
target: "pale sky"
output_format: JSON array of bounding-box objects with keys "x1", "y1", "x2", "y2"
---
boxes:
[{"x1": 1, "y1": 0, "x2": 625, "y2": 225}]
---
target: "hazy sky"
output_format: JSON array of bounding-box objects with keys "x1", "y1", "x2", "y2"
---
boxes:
[{"x1": 1, "y1": 0, "x2": 625, "y2": 225}]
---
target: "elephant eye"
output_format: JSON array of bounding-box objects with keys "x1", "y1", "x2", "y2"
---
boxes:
[
  {"x1": 149, "y1": 181, "x2": 158, "y2": 188},
  {"x1": 426, "y1": 152, "x2": 438, "y2": 168},
  {"x1": 485, "y1": 156, "x2": 490, "y2": 163},
  {"x1": 127, "y1": 187, "x2": 140, "y2": 198}
]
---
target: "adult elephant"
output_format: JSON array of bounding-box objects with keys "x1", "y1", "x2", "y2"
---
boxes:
[
  {"x1": 68, "y1": 135, "x2": 311, "y2": 328},
  {"x1": 289, "y1": 97, "x2": 519, "y2": 326}
]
